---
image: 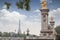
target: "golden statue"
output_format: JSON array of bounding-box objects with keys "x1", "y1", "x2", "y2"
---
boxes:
[{"x1": 41, "y1": 0, "x2": 47, "y2": 9}]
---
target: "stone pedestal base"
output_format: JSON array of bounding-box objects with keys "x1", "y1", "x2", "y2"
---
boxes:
[
  {"x1": 25, "y1": 36, "x2": 55, "y2": 40},
  {"x1": 25, "y1": 39, "x2": 54, "y2": 40}
]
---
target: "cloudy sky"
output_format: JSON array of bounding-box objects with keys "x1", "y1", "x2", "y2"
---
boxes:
[{"x1": 0, "y1": 0, "x2": 60, "y2": 35}]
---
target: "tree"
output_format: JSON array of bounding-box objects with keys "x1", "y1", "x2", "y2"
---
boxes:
[
  {"x1": 55, "y1": 26, "x2": 60, "y2": 34},
  {"x1": 5, "y1": 0, "x2": 30, "y2": 11},
  {"x1": 56, "y1": 34, "x2": 60, "y2": 40},
  {"x1": 0, "y1": 32, "x2": 2, "y2": 36},
  {"x1": 2, "y1": 32, "x2": 9, "y2": 37},
  {"x1": 5, "y1": 2, "x2": 11, "y2": 10},
  {"x1": 55, "y1": 26, "x2": 60, "y2": 40}
]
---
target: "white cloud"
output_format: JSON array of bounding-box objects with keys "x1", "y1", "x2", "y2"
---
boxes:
[
  {"x1": 34, "y1": 9, "x2": 40, "y2": 13},
  {"x1": 49, "y1": 8, "x2": 60, "y2": 27},
  {"x1": 34, "y1": 9, "x2": 41, "y2": 17},
  {"x1": 49, "y1": 8, "x2": 60, "y2": 18},
  {"x1": 0, "y1": 9, "x2": 27, "y2": 33},
  {"x1": 0, "y1": 9, "x2": 41, "y2": 35},
  {"x1": 0, "y1": 7, "x2": 60, "y2": 35}
]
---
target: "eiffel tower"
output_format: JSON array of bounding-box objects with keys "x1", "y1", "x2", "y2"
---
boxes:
[{"x1": 18, "y1": 19, "x2": 21, "y2": 34}]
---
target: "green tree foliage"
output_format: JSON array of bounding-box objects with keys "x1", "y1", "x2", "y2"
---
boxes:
[
  {"x1": 55, "y1": 26, "x2": 60, "y2": 34},
  {"x1": 0, "y1": 32, "x2": 2, "y2": 36},
  {"x1": 2, "y1": 32, "x2": 10, "y2": 37},
  {"x1": 16, "y1": 1, "x2": 24, "y2": 9},
  {"x1": 55, "y1": 26, "x2": 60, "y2": 40},
  {"x1": 0, "y1": 32, "x2": 26, "y2": 37},
  {"x1": 23, "y1": 0, "x2": 30, "y2": 10},
  {"x1": 5, "y1": 0, "x2": 30, "y2": 11},
  {"x1": 0, "y1": 32, "x2": 37, "y2": 37},
  {"x1": 5, "y1": 2, "x2": 11, "y2": 9},
  {"x1": 56, "y1": 35, "x2": 60, "y2": 40}
]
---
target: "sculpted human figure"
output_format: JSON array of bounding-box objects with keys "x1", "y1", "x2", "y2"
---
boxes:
[{"x1": 41, "y1": 0, "x2": 47, "y2": 9}]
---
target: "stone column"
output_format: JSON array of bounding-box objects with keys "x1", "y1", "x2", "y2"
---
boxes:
[{"x1": 40, "y1": 9, "x2": 49, "y2": 36}]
